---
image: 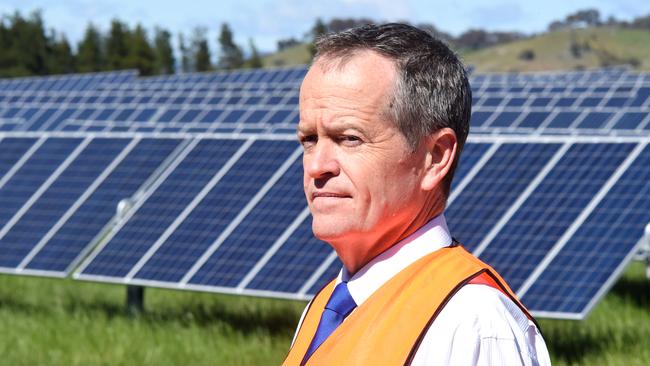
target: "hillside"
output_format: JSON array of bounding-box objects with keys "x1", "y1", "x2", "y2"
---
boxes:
[
  {"x1": 262, "y1": 43, "x2": 312, "y2": 68},
  {"x1": 462, "y1": 27, "x2": 650, "y2": 72},
  {"x1": 261, "y1": 27, "x2": 650, "y2": 72}
]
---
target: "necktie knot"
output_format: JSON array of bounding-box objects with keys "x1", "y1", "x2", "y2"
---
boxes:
[{"x1": 324, "y1": 282, "x2": 357, "y2": 316}]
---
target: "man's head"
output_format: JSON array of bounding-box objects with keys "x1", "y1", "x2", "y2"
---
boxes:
[{"x1": 298, "y1": 23, "x2": 471, "y2": 273}]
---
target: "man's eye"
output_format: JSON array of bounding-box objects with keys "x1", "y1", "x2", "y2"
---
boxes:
[
  {"x1": 300, "y1": 135, "x2": 317, "y2": 147},
  {"x1": 340, "y1": 135, "x2": 362, "y2": 145}
]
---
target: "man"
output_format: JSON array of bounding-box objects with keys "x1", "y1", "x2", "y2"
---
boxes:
[{"x1": 285, "y1": 23, "x2": 550, "y2": 365}]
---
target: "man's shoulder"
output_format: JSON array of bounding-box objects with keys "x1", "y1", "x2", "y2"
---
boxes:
[
  {"x1": 436, "y1": 283, "x2": 533, "y2": 339},
  {"x1": 411, "y1": 284, "x2": 550, "y2": 365}
]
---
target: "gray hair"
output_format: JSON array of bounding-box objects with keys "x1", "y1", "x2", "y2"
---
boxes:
[{"x1": 314, "y1": 23, "x2": 472, "y2": 194}]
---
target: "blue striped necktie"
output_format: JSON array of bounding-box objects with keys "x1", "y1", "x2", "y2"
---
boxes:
[{"x1": 302, "y1": 282, "x2": 357, "y2": 365}]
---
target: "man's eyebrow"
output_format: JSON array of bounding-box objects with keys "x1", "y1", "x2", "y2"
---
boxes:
[{"x1": 296, "y1": 123, "x2": 311, "y2": 134}]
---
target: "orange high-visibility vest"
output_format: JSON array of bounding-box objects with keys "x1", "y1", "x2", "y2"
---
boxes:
[{"x1": 283, "y1": 245, "x2": 536, "y2": 366}]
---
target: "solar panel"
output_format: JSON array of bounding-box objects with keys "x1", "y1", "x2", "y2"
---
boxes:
[
  {"x1": 0, "y1": 137, "x2": 83, "y2": 228},
  {"x1": 12, "y1": 137, "x2": 184, "y2": 276},
  {"x1": 447, "y1": 143, "x2": 563, "y2": 251},
  {"x1": 519, "y1": 143, "x2": 649, "y2": 318},
  {"x1": 478, "y1": 142, "x2": 637, "y2": 290},
  {"x1": 0, "y1": 137, "x2": 130, "y2": 269}
]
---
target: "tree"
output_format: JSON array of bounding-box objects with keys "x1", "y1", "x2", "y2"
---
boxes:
[
  {"x1": 127, "y1": 24, "x2": 155, "y2": 75},
  {"x1": 277, "y1": 37, "x2": 299, "y2": 51},
  {"x1": 456, "y1": 29, "x2": 489, "y2": 50},
  {"x1": 178, "y1": 33, "x2": 192, "y2": 73},
  {"x1": 192, "y1": 27, "x2": 212, "y2": 72},
  {"x1": 2, "y1": 11, "x2": 50, "y2": 76},
  {"x1": 245, "y1": 38, "x2": 263, "y2": 68},
  {"x1": 49, "y1": 34, "x2": 76, "y2": 74},
  {"x1": 105, "y1": 19, "x2": 130, "y2": 70},
  {"x1": 154, "y1": 27, "x2": 175, "y2": 74},
  {"x1": 77, "y1": 23, "x2": 105, "y2": 72},
  {"x1": 566, "y1": 9, "x2": 601, "y2": 27},
  {"x1": 217, "y1": 22, "x2": 243, "y2": 70},
  {"x1": 309, "y1": 18, "x2": 328, "y2": 57}
]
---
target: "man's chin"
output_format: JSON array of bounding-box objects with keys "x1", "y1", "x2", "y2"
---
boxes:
[{"x1": 311, "y1": 221, "x2": 355, "y2": 244}]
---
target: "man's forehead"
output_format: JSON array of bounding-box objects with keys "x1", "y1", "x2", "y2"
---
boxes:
[{"x1": 300, "y1": 51, "x2": 397, "y2": 97}]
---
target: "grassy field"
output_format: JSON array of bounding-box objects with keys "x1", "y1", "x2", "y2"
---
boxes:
[{"x1": 0, "y1": 262, "x2": 648, "y2": 365}]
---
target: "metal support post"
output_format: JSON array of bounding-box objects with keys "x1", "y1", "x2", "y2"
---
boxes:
[{"x1": 126, "y1": 285, "x2": 145, "y2": 316}]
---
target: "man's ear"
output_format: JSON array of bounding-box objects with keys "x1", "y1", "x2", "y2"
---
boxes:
[{"x1": 421, "y1": 128, "x2": 457, "y2": 191}]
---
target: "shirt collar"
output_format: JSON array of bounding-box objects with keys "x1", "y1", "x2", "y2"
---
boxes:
[{"x1": 337, "y1": 214, "x2": 453, "y2": 306}]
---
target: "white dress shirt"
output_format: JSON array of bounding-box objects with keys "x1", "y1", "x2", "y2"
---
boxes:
[{"x1": 295, "y1": 214, "x2": 551, "y2": 365}]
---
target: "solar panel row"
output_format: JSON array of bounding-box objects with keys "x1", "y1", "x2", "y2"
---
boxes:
[
  {"x1": 1, "y1": 132, "x2": 639, "y2": 319},
  {"x1": 0, "y1": 66, "x2": 648, "y2": 321}
]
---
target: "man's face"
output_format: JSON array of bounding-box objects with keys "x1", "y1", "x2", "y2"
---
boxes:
[{"x1": 298, "y1": 51, "x2": 431, "y2": 270}]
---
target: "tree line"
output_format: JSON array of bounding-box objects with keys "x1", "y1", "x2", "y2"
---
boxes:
[
  {"x1": 3, "y1": 8, "x2": 650, "y2": 78},
  {"x1": 0, "y1": 10, "x2": 261, "y2": 78}
]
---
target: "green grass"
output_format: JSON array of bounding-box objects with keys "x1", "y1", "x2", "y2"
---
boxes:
[
  {"x1": 0, "y1": 276, "x2": 304, "y2": 365},
  {"x1": 0, "y1": 262, "x2": 648, "y2": 365}
]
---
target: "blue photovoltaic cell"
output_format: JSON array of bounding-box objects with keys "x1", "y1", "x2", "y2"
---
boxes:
[
  {"x1": 479, "y1": 143, "x2": 636, "y2": 291},
  {"x1": 243, "y1": 110, "x2": 269, "y2": 124},
  {"x1": 0, "y1": 137, "x2": 37, "y2": 179},
  {"x1": 530, "y1": 97, "x2": 552, "y2": 107},
  {"x1": 0, "y1": 137, "x2": 82, "y2": 228},
  {"x1": 604, "y1": 97, "x2": 627, "y2": 107},
  {"x1": 447, "y1": 143, "x2": 560, "y2": 252},
  {"x1": 26, "y1": 138, "x2": 182, "y2": 272},
  {"x1": 79, "y1": 138, "x2": 245, "y2": 278},
  {"x1": 77, "y1": 108, "x2": 97, "y2": 120},
  {"x1": 576, "y1": 112, "x2": 613, "y2": 129},
  {"x1": 0, "y1": 138, "x2": 129, "y2": 268},
  {"x1": 200, "y1": 109, "x2": 224, "y2": 123},
  {"x1": 629, "y1": 87, "x2": 650, "y2": 106},
  {"x1": 131, "y1": 140, "x2": 298, "y2": 283},
  {"x1": 28, "y1": 108, "x2": 56, "y2": 130},
  {"x1": 222, "y1": 109, "x2": 247, "y2": 123},
  {"x1": 158, "y1": 109, "x2": 181, "y2": 122},
  {"x1": 482, "y1": 97, "x2": 503, "y2": 107},
  {"x1": 546, "y1": 112, "x2": 580, "y2": 129},
  {"x1": 489, "y1": 111, "x2": 519, "y2": 127},
  {"x1": 133, "y1": 109, "x2": 157, "y2": 122},
  {"x1": 186, "y1": 157, "x2": 305, "y2": 287},
  {"x1": 522, "y1": 144, "x2": 650, "y2": 314},
  {"x1": 95, "y1": 108, "x2": 116, "y2": 121},
  {"x1": 506, "y1": 98, "x2": 526, "y2": 107},
  {"x1": 47, "y1": 109, "x2": 77, "y2": 130},
  {"x1": 115, "y1": 108, "x2": 136, "y2": 121},
  {"x1": 613, "y1": 112, "x2": 646, "y2": 130},
  {"x1": 518, "y1": 112, "x2": 550, "y2": 129},
  {"x1": 470, "y1": 111, "x2": 492, "y2": 127},
  {"x1": 268, "y1": 109, "x2": 292, "y2": 124},
  {"x1": 450, "y1": 143, "x2": 492, "y2": 192},
  {"x1": 579, "y1": 97, "x2": 601, "y2": 107},
  {"x1": 247, "y1": 215, "x2": 335, "y2": 294},
  {"x1": 178, "y1": 109, "x2": 201, "y2": 123},
  {"x1": 554, "y1": 98, "x2": 576, "y2": 107}
]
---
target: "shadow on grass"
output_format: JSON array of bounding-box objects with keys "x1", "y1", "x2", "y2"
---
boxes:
[
  {"x1": 140, "y1": 301, "x2": 300, "y2": 336},
  {"x1": 609, "y1": 274, "x2": 650, "y2": 308},
  {"x1": 543, "y1": 327, "x2": 613, "y2": 365}
]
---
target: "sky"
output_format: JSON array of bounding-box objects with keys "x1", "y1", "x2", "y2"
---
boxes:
[{"x1": 1, "y1": 0, "x2": 649, "y2": 54}]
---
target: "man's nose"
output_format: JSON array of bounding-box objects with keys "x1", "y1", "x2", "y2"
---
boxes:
[{"x1": 304, "y1": 139, "x2": 340, "y2": 179}]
